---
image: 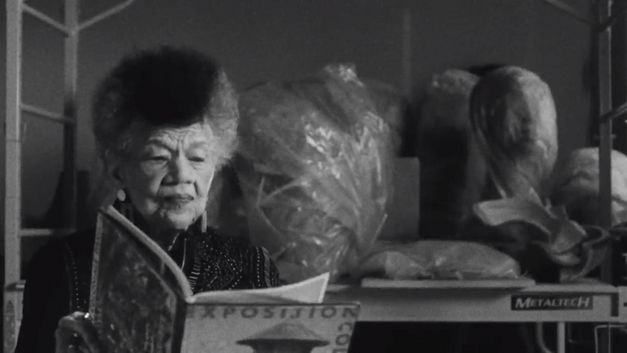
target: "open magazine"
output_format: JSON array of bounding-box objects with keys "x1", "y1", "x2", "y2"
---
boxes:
[{"x1": 89, "y1": 206, "x2": 360, "y2": 353}]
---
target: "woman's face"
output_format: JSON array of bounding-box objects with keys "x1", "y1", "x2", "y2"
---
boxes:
[{"x1": 118, "y1": 121, "x2": 218, "y2": 233}]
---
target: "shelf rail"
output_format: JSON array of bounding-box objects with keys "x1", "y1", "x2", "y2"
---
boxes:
[
  {"x1": 539, "y1": 1, "x2": 627, "y2": 352},
  {"x1": 3, "y1": 1, "x2": 136, "y2": 351},
  {"x1": 541, "y1": 0, "x2": 617, "y2": 272},
  {"x1": 543, "y1": 0, "x2": 627, "y2": 30},
  {"x1": 22, "y1": 3, "x2": 70, "y2": 35}
]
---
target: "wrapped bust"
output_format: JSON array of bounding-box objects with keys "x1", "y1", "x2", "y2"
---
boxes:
[
  {"x1": 363, "y1": 79, "x2": 407, "y2": 154},
  {"x1": 470, "y1": 66, "x2": 558, "y2": 200},
  {"x1": 461, "y1": 66, "x2": 579, "y2": 283},
  {"x1": 355, "y1": 240, "x2": 521, "y2": 280},
  {"x1": 552, "y1": 147, "x2": 627, "y2": 226},
  {"x1": 471, "y1": 197, "x2": 610, "y2": 282},
  {"x1": 416, "y1": 69, "x2": 484, "y2": 238},
  {"x1": 236, "y1": 64, "x2": 393, "y2": 282}
]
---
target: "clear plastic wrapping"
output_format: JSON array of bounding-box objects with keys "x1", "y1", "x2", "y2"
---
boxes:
[
  {"x1": 552, "y1": 147, "x2": 627, "y2": 227},
  {"x1": 355, "y1": 240, "x2": 521, "y2": 280},
  {"x1": 236, "y1": 64, "x2": 393, "y2": 282}
]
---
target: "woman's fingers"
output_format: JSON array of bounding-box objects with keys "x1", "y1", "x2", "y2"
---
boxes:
[{"x1": 55, "y1": 312, "x2": 102, "y2": 353}]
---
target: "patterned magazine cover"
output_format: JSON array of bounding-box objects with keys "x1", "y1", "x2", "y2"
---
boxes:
[
  {"x1": 89, "y1": 207, "x2": 188, "y2": 353},
  {"x1": 89, "y1": 206, "x2": 360, "y2": 353},
  {"x1": 181, "y1": 303, "x2": 360, "y2": 353}
]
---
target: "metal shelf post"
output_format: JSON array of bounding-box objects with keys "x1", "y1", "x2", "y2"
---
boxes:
[
  {"x1": 3, "y1": 1, "x2": 136, "y2": 351},
  {"x1": 3, "y1": 1, "x2": 24, "y2": 351}
]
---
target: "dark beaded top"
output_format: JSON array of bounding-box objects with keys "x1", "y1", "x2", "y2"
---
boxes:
[{"x1": 15, "y1": 217, "x2": 280, "y2": 353}]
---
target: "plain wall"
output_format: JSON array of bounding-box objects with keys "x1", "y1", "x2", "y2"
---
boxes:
[{"x1": 1, "y1": 0, "x2": 594, "y2": 227}]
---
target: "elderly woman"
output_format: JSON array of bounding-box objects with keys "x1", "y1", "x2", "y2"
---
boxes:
[{"x1": 15, "y1": 46, "x2": 280, "y2": 353}]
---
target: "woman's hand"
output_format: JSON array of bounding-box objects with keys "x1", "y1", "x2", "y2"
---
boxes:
[{"x1": 55, "y1": 312, "x2": 102, "y2": 353}]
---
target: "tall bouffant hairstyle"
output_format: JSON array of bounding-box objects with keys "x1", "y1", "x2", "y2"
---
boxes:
[{"x1": 92, "y1": 46, "x2": 239, "y2": 167}]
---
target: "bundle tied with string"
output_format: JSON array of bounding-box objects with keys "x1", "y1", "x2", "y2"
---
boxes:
[{"x1": 236, "y1": 64, "x2": 393, "y2": 282}]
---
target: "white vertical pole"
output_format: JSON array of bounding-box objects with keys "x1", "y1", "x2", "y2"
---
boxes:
[
  {"x1": 4, "y1": 0, "x2": 23, "y2": 351},
  {"x1": 556, "y1": 322, "x2": 566, "y2": 353}
]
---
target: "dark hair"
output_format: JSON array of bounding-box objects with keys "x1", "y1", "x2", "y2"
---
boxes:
[{"x1": 92, "y1": 46, "x2": 239, "y2": 162}]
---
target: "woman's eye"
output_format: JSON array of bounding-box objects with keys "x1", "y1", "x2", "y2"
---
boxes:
[
  {"x1": 188, "y1": 150, "x2": 208, "y2": 163},
  {"x1": 189, "y1": 156, "x2": 206, "y2": 163},
  {"x1": 148, "y1": 155, "x2": 168, "y2": 162}
]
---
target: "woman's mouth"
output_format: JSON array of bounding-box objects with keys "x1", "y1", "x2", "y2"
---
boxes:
[{"x1": 162, "y1": 195, "x2": 194, "y2": 207}]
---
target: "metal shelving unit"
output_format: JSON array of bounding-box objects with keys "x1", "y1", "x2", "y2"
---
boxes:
[
  {"x1": 2, "y1": 1, "x2": 135, "y2": 351},
  {"x1": 327, "y1": 281, "x2": 627, "y2": 353},
  {"x1": 329, "y1": 3, "x2": 627, "y2": 353},
  {"x1": 543, "y1": 0, "x2": 626, "y2": 278},
  {"x1": 331, "y1": 2, "x2": 627, "y2": 353}
]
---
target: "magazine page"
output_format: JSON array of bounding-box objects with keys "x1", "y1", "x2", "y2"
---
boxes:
[
  {"x1": 89, "y1": 206, "x2": 191, "y2": 353},
  {"x1": 180, "y1": 302, "x2": 360, "y2": 353},
  {"x1": 189, "y1": 272, "x2": 330, "y2": 304}
]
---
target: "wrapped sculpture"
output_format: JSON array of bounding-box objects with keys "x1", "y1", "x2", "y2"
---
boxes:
[
  {"x1": 472, "y1": 197, "x2": 610, "y2": 282},
  {"x1": 552, "y1": 147, "x2": 627, "y2": 226},
  {"x1": 469, "y1": 66, "x2": 558, "y2": 200},
  {"x1": 236, "y1": 64, "x2": 393, "y2": 282},
  {"x1": 364, "y1": 79, "x2": 407, "y2": 154},
  {"x1": 416, "y1": 69, "x2": 483, "y2": 238},
  {"x1": 464, "y1": 66, "x2": 610, "y2": 282},
  {"x1": 355, "y1": 240, "x2": 521, "y2": 280}
]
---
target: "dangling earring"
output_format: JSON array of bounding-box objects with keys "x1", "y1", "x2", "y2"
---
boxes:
[
  {"x1": 116, "y1": 189, "x2": 126, "y2": 202},
  {"x1": 200, "y1": 211, "x2": 208, "y2": 232},
  {"x1": 115, "y1": 189, "x2": 134, "y2": 222}
]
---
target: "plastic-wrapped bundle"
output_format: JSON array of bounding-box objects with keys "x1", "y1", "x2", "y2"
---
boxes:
[
  {"x1": 364, "y1": 79, "x2": 407, "y2": 154},
  {"x1": 416, "y1": 69, "x2": 483, "y2": 238},
  {"x1": 470, "y1": 66, "x2": 558, "y2": 200},
  {"x1": 472, "y1": 197, "x2": 610, "y2": 282},
  {"x1": 355, "y1": 240, "x2": 521, "y2": 280},
  {"x1": 552, "y1": 147, "x2": 627, "y2": 226},
  {"x1": 461, "y1": 66, "x2": 596, "y2": 283},
  {"x1": 236, "y1": 64, "x2": 393, "y2": 282}
]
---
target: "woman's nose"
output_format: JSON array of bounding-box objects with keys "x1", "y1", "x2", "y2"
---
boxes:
[{"x1": 166, "y1": 156, "x2": 194, "y2": 184}]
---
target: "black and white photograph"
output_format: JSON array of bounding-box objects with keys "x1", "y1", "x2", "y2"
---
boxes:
[{"x1": 1, "y1": 1, "x2": 627, "y2": 352}]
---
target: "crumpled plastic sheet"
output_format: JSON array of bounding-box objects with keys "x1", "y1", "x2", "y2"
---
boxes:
[
  {"x1": 354, "y1": 240, "x2": 521, "y2": 280},
  {"x1": 470, "y1": 196, "x2": 612, "y2": 283},
  {"x1": 236, "y1": 64, "x2": 394, "y2": 282},
  {"x1": 552, "y1": 147, "x2": 627, "y2": 227}
]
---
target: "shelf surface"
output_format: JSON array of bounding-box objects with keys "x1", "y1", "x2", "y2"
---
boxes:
[{"x1": 325, "y1": 279, "x2": 627, "y2": 323}]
